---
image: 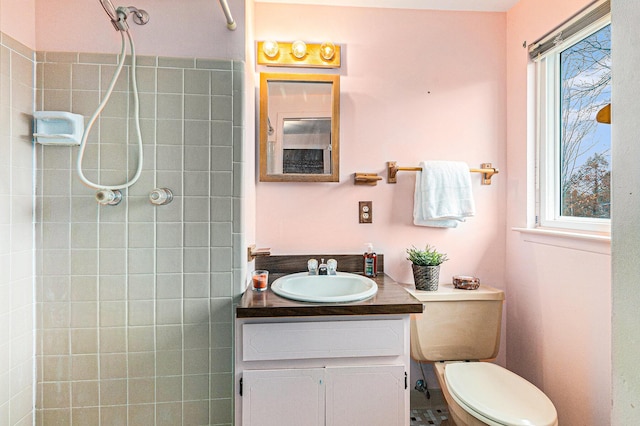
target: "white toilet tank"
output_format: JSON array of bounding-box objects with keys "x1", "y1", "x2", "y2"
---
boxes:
[{"x1": 409, "y1": 283, "x2": 504, "y2": 362}]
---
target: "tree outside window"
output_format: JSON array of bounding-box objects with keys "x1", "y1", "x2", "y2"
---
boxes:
[{"x1": 560, "y1": 24, "x2": 611, "y2": 219}]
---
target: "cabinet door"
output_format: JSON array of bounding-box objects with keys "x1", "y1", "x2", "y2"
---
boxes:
[
  {"x1": 325, "y1": 365, "x2": 407, "y2": 426},
  {"x1": 242, "y1": 368, "x2": 325, "y2": 426}
]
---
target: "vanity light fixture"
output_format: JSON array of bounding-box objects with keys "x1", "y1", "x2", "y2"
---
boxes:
[
  {"x1": 262, "y1": 40, "x2": 280, "y2": 58},
  {"x1": 320, "y1": 41, "x2": 336, "y2": 60},
  {"x1": 257, "y1": 40, "x2": 341, "y2": 68},
  {"x1": 291, "y1": 40, "x2": 307, "y2": 59}
]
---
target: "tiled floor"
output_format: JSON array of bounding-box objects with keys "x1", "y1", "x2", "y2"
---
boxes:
[
  {"x1": 410, "y1": 388, "x2": 450, "y2": 426},
  {"x1": 410, "y1": 407, "x2": 450, "y2": 426}
]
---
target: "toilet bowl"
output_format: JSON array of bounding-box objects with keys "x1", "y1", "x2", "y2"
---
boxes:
[{"x1": 409, "y1": 284, "x2": 558, "y2": 426}]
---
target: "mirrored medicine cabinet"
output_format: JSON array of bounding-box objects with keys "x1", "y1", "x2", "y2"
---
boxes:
[{"x1": 259, "y1": 73, "x2": 340, "y2": 182}]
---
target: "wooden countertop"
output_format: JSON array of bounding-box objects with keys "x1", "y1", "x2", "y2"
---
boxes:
[{"x1": 236, "y1": 273, "x2": 424, "y2": 318}]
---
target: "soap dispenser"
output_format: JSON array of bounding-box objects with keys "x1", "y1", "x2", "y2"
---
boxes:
[{"x1": 363, "y1": 243, "x2": 377, "y2": 277}]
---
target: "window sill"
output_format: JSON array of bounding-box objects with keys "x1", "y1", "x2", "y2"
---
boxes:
[{"x1": 512, "y1": 227, "x2": 611, "y2": 255}]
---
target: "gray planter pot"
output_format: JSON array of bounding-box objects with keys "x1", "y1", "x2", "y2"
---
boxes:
[{"x1": 412, "y1": 264, "x2": 440, "y2": 291}]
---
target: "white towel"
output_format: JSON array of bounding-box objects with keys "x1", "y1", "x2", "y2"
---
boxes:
[{"x1": 413, "y1": 160, "x2": 475, "y2": 228}]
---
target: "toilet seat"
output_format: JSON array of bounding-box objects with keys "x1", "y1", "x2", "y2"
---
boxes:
[{"x1": 444, "y1": 362, "x2": 558, "y2": 426}]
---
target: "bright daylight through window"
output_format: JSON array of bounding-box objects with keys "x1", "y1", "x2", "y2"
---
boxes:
[
  {"x1": 533, "y1": 1, "x2": 611, "y2": 234},
  {"x1": 560, "y1": 24, "x2": 611, "y2": 220}
]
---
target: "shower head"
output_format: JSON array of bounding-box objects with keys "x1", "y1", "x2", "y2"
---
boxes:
[
  {"x1": 99, "y1": 0, "x2": 118, "y2": 22},
  {"x1": 123, "y1": 6, "x2": 150, "y2": 26},
  {"x1": 99, "y1": 0, "x2": 149, "y2": 31}
]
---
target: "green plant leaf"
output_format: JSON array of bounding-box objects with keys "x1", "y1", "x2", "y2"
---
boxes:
[{"x1": 406, "y1": 245, "x2": 448, "y2": 266}]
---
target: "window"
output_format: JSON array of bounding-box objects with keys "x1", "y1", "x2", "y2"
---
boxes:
[{"x1": 532, "y1": 1, "x2": 611, "y2": 234}]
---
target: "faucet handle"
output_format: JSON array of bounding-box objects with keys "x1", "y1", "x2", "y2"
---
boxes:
[
  {"x1": 307, "y1": 258, "x2": 318, "y2": 275},
  {"x1": 327, "y1": 259, "x2": 337, "y2": 275}
]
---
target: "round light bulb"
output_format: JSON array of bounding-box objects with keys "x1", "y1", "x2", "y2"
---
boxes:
[
  {"x1": 320, "y1": 42, "x2": 336, "y2": 60},
  {"x1": 291, "y1": 40, "x2": 307, "y2": 59},
  {"x1": 262, "y1": 40, "x2": 279, "y2": 58}
]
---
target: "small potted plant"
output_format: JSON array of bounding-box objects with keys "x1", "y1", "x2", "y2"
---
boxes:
[{"x1": 406, "y1": 245, "x2": 448, "y2": 291}]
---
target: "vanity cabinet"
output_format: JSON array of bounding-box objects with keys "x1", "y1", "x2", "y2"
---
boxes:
[
  {"x1": 242, "y1": 365, "x2": 406, "y2": 426},
  {"x1": 235, "y1": 317, "x2": 411, "y2": 426},
  {"x1": 325, "y1": 364, "x2": 406, "y2": 425},
  {"x1": 242, "y1": 368, "x2": 325, "y2": 426}
]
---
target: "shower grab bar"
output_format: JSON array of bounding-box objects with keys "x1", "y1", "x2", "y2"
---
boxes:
[
  {"x1": 387, "y1": 161, "x2": 499, "y2": 185},
  {"x1": 218, "y1": 0, "x2": 237, "y2": 30}
]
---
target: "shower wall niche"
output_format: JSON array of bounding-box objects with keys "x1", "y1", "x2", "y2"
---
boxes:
[{"x1": 35, "y1": 51, "x2": 244, "y2": 425}]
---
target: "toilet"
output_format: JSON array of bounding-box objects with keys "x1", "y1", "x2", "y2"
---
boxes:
[{"x1": 409, "y1": 283, "x2": 558, "y2": 426}]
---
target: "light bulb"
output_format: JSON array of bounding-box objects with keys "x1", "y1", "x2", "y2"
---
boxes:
[
  {"x1": 262, "y1": 40, "x2": 279, "y2": 58},
  {"x1": 291, "y1": 40, "x2": 307, "y2": 59},
  {"x1": 320, "y1": 42, "x2": 336, "y2": 60}
]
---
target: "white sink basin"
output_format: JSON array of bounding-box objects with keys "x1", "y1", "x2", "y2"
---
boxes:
[{"x1": 270, "y1": 272, "x2": 378, "y2": 303}]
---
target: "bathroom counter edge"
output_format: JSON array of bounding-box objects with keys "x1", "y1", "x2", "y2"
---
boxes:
[{"x1": 236, "y1": 274, "x2": 423, "y2": 318}]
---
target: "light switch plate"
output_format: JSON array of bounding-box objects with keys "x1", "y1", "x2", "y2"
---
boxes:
[{"x1": 359, "y1": 201, "x2": 373, "y2": 224}]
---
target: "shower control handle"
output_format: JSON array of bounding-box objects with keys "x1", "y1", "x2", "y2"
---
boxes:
[
  {"x1": 149, "y1": 188, "x2": 173, "y2": 206},
  {"x1": 95, "y1": 189, "x2": 123, "y2": 206}
]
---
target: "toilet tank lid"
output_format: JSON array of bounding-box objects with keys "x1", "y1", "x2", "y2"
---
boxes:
[
  {"x1": 445, "y1": 362, "x2": 558, "y2": 426},
  {"x1": 407, "y1": 283, "x2": 504, "y2": 302}
]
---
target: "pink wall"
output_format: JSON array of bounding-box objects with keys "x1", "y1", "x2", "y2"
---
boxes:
[
  {"x1": 505, "y1": 0, "x2": 611, "y2": 424},
  {"x1": 256, "y1": 3, "x2": 613, "y2": 423},
  {"x1": 1, "y1": 0, "x2": 36, "y2": 47},
  {"x1": 34, "y1": 0, "x2": 245, "y2": 59},
  {"x1": 255, "y1": 4, "x2": 507, "y2": 292},
  {"x1": 254, "y1": 3, "x2": 508, "y2": 389}
]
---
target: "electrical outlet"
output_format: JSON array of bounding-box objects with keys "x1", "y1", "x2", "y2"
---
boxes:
[{"x1": 359, "y1": 201, "x2": 373, "y2": 224}]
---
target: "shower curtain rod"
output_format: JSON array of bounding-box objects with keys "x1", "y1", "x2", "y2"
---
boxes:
[{"x1": 218, "y1": 0, "x2": 237, "y2": 30}]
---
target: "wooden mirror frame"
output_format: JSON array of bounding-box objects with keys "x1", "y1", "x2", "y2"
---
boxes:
[{"x1": 259, "y1": 73, "x2": 340, "y2": 182}]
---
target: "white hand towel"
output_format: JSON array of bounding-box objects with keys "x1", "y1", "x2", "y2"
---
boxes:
[{"x1": 413, "y1": 160, "x2": 475, "y2": 228}]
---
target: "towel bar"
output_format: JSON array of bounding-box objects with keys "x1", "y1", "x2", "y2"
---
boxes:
[{"x1": 387, "y1": 161, "x2": 499, "y2": 185}]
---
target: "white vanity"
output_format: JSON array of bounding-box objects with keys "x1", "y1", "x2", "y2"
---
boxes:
[{"x1": 235, "y1": 257, "x2": 423, "y2": 426}]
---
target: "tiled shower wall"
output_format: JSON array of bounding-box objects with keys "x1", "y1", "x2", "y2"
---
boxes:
[
  {"x1": 35, "y1": 51, "x2": 243, "y2": 425},
  {"x1": 0, "y1": 33, "x2": 36, "y2": 426}
]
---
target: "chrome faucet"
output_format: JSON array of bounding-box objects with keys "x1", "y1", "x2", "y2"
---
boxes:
[
  {"x1": 318, "y1": 258, "x2": 328, "y2": 275},
  {"x1": 327, "y1": 259, "x2": 337, "y2": 275},
  {"x1": 307, "y1": 258, "x2": 318, "y2": 275},
  {"x1": 308, "y1": 258, "x2": 337, "y2": 275}
]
